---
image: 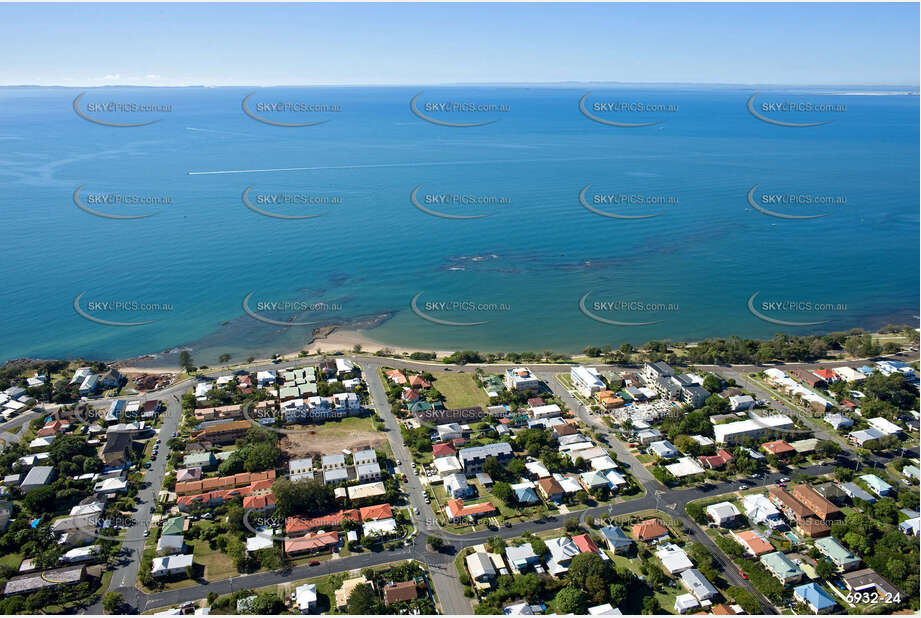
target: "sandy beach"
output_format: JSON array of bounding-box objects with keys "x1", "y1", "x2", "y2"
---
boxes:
[{"x1": 308, "y1": 327, "x2": 454, "y2": 358}]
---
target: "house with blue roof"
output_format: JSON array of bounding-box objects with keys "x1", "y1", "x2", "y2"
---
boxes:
[
  {"x1": 793, "y1": 582, "x2": 837, "y2": 614},
  {"x1": 510, "y1": 483, "x2": 539, "y2": 505},
  {"x1": 859, "y1": 474, "x2": 893, "y2": 496},
  {"x1": 599, "y1": 526, "x2": 634, "y2": 554},
  {"x1": 857, "y1": 366, "x2": 875, "y2": 376}
]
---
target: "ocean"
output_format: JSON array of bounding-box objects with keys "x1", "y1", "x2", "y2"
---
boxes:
[{"x1": 0, "y1": 85, "x2": 917, "y2": 364}]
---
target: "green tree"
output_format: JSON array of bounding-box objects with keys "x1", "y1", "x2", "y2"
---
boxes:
[
  {"x1": 102, "y1": 592, "x2": 122, "y2": 614},
  {"x1": 428, "y1": 536, "x2": 445, "y2": 551},
  {"x1": 347, "y1": 583, "x2": 377, "y2": 614},
  {"x1": 179, "y1": 351, "x2": 195, "y2": 371},
  {"x1": 530, "y1": 537, "x2": 548, "y2": 557},
  {"x1": 727, "y1": 586, "x2": 761, "y2": 614},
  {"x1": 555, "y1": 587, "x2": 586, "y2": 614},
  {"x1": 815, "y1": 559, "x2": 836, "y2": 580}
]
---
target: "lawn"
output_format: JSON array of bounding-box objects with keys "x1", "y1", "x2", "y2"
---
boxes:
[{"x1": 432, "y1": 373, "x2": 490, "y2": 409}]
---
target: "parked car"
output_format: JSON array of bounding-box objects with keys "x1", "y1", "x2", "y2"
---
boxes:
[
  {"x1": 309, "y1": 560, "x2": 321, "y2": 566},
  {"x1": 739, "y1": 569, "x2": 748, "y2": 579}
]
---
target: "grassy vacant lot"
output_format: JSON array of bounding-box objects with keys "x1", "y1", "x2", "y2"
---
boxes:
[{"x1": 433, "y1": 373, "x2": 490, "y2": 409}]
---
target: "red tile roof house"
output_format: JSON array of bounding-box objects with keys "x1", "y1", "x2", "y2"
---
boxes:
[
  {"x1": 527, "y1": 397, "x2": 545, "y2": 407},
  {"x1": 812, "y1": 369, "x2": 840, "y2": 383},
  {"x1": 445, "y1": 499, "x2": 496, "y2": 522},
  {"x1": 408, "y1": 375, "x2": 431, "y2": 389},
  {"x1": 37, "y1": 420, "x2": 70, "y2": 437},
  {"x1": 733, "y1": 530, "x2": 774, "y2": 556},
  {"x1": 762, "y1": 440, "x2": 796, "y2": 457},
  {"x1": 383, "y1": 581, "x2": 419, "y2": 606},
  {"x1": 284, "y1": 531, "x2": 339, "y2": 556},
  {"x1": 698, "y1": 449, "x2": 735, "y2": 469},
  {"x1": 286, "y1": 509, "x2": 361, "y2": 536},
  {"x1": 386, "y1": 370, "x2": 408, "y2": 385},
  {"x1": 432, "y1": 442, "x2": 457, "y2": 458},
  {"x1": 572, "y1": 534, "x2": 601, "y2": 555},
  {"x1": 632, "y1": 519, "x2": 669, "y2": 542},
  {"x1": 401, "y1": 389, "x2": 420, "y2": 402}
]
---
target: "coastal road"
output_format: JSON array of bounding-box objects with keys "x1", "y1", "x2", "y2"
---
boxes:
[
  {"x1": 359, "y1": 360, "x2": 472, "y2": 615},
  {"x1": 96, "y1": 382, "x2": 189, "y2": 612}
]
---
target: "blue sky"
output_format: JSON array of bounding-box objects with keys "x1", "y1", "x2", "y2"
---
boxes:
[{"x1": 2, "y1": 3, "x2": 918, "y2": 86}]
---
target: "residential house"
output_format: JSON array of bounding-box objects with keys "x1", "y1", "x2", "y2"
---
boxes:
[
  {"x1": 734, "y1": 530, "x2": 774, "y2": 556},
  {"x1": 841, "y1": 568, "x2": 902, "y2": 601},
  {"x1": 814, "y1": 537, "x2": 860, "y2": 572},
  {"x1": 859, "y1": 474, "x2": 893, "y2": 496},
  {"x1": 546, "y1": 536, "x2": 580, "y2": 575},
  {"x1": 151, "y1": 554, "x2": 194, "y2": 578},
  {"x1": 656, "y1": 544, "x2": 693, "y2": 574},
  {"x1": 648, "y1": 440, "x2": 679, "y2": 459},
  {"x1": 600, "y1": 526, "x2": 634, "y2": 554},
  {"x1": 445, "y1": 499, "x2": 496, "y2": 522},
  {"x1": 383, "y1": 581, "x2": 418, "y2": 606},
  {"x1": 20, "y1": 466, "x2": 54, "y2": 492},
  {"x1": 466, "y1": 552, "x2": 497, "y2": 586},
  {"x1": 537, "y1": 477, "x2": 564, "y2": 502},
  {"x1": 633, "y1": 518, "x2": 669, "y2": 542},
  {"x1": 680, "y1": 568, "x2": 719, "y2": 601},
  {"x1": 793, "y1": 583, "x2": 837, "y2": 613},
  {"x1": 760, "y1": 552, "x2": 804, "y2": 584},
  {"x1": 444, "y1": 473, "x2": 472, "y2": 499},
  {"x1": 505, "y1": 543, "x2": 541, "y2": 573},
  {"x1": 706, "y1": 502, "x2": 743, "y2": 527}
]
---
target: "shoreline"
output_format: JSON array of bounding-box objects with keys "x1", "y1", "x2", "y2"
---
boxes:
[{"x1": 13, "y1": 321, "x2": 918, "y2": 377}]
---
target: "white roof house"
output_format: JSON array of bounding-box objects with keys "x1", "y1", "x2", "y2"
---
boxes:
[
  {"x1": 151, "y1": 554, "x2": 194, "y2": 577},
  {"x1": 674, "y1": 594, "x2": 700, "y2": 614},
  {"x1": 434, "y1": 456, "x2": 463, "y2": 477},
  {"x1": 680, "y1": 568, "x2": 719, "y2": 601},
  {"x1": 742, "y1": 494, "x2": 782, "y2": 526},
  {"x1": 656, "y1": 544, "x2": 693, "y2": 574},
  {"x1": 648, "y1": 440, "x2": 679, "y2": 459},
  {"x1": 362, "y1": 517, "x2": 397, "y2": 537},
  {"x1": 530, "y1": 404, "x2": 562, "y2": 419},
  {"x1": 546, "y1": 536, "x2": 580, "y2": 575},
  {"x1": 666, "y1": 457, "x2": 705, "y2": 478},
  {"x1": 444, "y1": 473, "x2": 470, "y2": 498},
  {"x1": 590, "y1": 456, "x2": 618, "y2": 472},
  {"x1": 525, "y1": 461, "x2": 551, "y2": 478},
  {"x1": 706, "y1": 502, "x2": 741, "y2": 526},
  {"x1": 833, "y1": 366, "x2": 866, "y2": 382},
  {"x1": 867, "y1": 417, "x2": 902, "y2": 436},
  {"x1": 824, "y1": 413, "x2": 853, "y2": 430},
  {"x1": 156, "y1": 534, "x2": 186, "y2": 555},
  {"x1": 588, "y1": 603, "x2": 623, "y2": 615},
  {"x1": 571, "y1": 366, "x2": 605, "y2": 397},
  {"x1": 256, "y1": 370, "x2": 276, "y2": 387},
  {"x1": 295, "y1": 583, "x2": 317, "y2": 612}
]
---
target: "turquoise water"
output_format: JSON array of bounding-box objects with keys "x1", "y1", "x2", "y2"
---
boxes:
[{"x1": 0, "y1": 86, "x2": 917, "y2": 363}]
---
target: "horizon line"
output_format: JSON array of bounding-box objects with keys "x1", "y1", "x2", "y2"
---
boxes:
[{"x1": 2, "y1": 80, "x2": 919, "y2": 90}]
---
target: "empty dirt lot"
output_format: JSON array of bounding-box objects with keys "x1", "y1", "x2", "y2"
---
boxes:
[{"x1": 279, "y1": 414, "x2": 387, "y2": 459}]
